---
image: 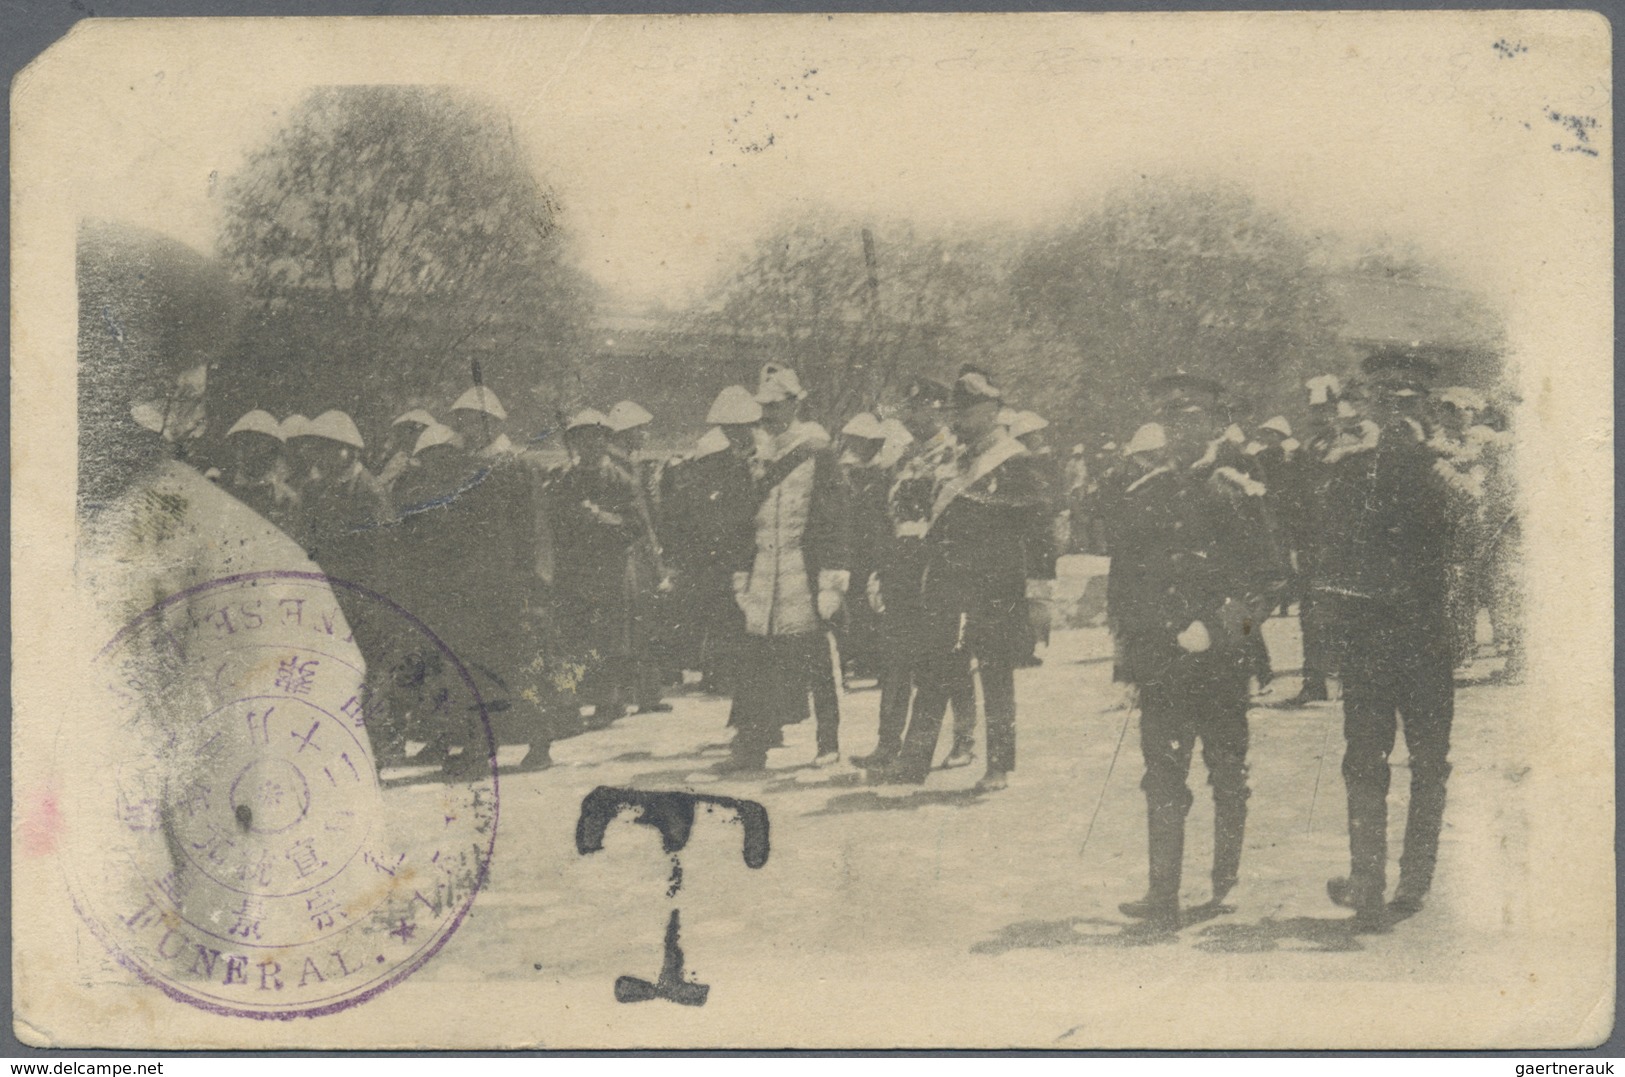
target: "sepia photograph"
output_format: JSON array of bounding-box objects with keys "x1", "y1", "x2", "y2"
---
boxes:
[{"x1": 9, "y1": 11, "x2": 1614, "y2": 1050}]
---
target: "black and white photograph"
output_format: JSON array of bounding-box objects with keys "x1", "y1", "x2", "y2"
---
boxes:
[{"x1": 10, "y1": 12, "x2": 1614, "y2": 1050}]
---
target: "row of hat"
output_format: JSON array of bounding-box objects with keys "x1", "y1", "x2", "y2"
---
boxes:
[{"x1": 226, "y1": 408, "x2": 366, "y2": 449}]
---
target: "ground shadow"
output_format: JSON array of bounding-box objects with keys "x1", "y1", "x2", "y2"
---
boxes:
[
  {"x1": 1190, "y1": 914, "x2": 1365, "y2": 954},
  {"x1": 971, "y1": 904, "x2": 1294, "y2": 955},
  {"x1": 971, "y1": 915, "x2": 1189, "y2": 953},
  {"x1": 805, "y1": 787, "x2": 987, "y2": 816}
]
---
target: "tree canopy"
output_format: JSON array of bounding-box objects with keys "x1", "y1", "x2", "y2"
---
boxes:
[
  {"x1": 1005, "y1": 180, "x2": 1343, "y2": 441},
  {"x1": 702, "y1": 217, "x2": 1008, "y2": 426},
  {"x1": 217, "y1": 86, "x2": 591, "y2": 441}
]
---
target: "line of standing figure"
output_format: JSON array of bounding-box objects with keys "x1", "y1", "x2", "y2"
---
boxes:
[{"x1": 1101, "y1": 347, "x2": 1514, "y2": 933}]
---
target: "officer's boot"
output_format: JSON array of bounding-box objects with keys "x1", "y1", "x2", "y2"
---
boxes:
[
  {"x1": 1120, "y1": 803, "x2": 1185, "y2": 930},
  {"x1": 1392, "y1": 760, "x2": 1451, "y2": 919},
  {"x1": 1328, "y1": 784, "x2": 1389, "y2": 931},
  {"x1": 1210, "y1": 791, "x2": 1248, "y2": 906}
]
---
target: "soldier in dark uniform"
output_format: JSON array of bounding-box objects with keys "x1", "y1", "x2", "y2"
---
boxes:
[
  {"x1": 606, "y1": 399, "x2": 675, "y2": 714},
  {"x1": 1321, "y1": 349, "x2": 1457, "y2": 930},
  {"x1": 836, "y1": 412, "x2": 892, "y2": 684},
  {"x1": 852, "y1": 377, "x2": 979, "y2": 772},
  {"x1": 1282, "y1": 376, "x2": 1349, "y2": 706},
  {"x1": 1007, "y1": 410, "x2": 1064, "y2": 668},
  {"x1": 660, "y1": 388, "x2": 762, "y2": 695},
  {"x1": 384, "y1": 416, "x2": 558, "y2": 772},
  {"x1": 882, "y1": 366, "x2": 1056, "y2": 793},
  {"x1": 1114, "y1": 371, "x2": 1283, "y2": 929},
  {"x1": 548, "y1": 409, "x2": 647, "y2": 727}
]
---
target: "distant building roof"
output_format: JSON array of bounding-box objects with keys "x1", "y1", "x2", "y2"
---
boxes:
[{"x1": 1326, "y1": 272, "x2": 1503, "y2": 353}]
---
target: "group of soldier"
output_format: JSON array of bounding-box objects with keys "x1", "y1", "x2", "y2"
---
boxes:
[
  {"x1": 202, "y1": 343, "x2": 1518, "y2": 933},
  {"x1": 1100, "y1": 350, "x2": 1519, "y2": 932}
]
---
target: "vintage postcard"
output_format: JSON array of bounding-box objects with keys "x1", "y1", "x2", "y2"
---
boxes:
[{"x1": 10, "y1": 12, "x2": 1613, "y2": 1049}]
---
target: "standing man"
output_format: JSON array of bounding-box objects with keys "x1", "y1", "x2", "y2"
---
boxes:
[
  {"x1": 1321, "y1": 349, "x2": 1457, "y2": 930},
  {"x1": 853, "y1": 377, "x2": 979, "y2": 773},
  {"x1": 724, "y1": 364, "x2": 849, "y2": 772},
  {"x1": 662, "y1": 387, "x2": 761, "y2": 695},
  {"x1": 886, "y1": 366, "x2": 1054, "y2": 793},
  {"x1": 836, "y1": 412, "x2": 892, "y2": 685},
  {"x1": 1113, "y1": 371, "x2": 1281, "y2": 929},
  {"x1": 549, "y1": 409, "x2": 644, "y2": 727},
  {"x1": 606, "y1": 399, "x2": 675, "y2": 714},
  {"x1": 724, "y1": 367, "x2": 851, "y2": 769},
  {"x1": 1284, "y1": 376, "x2": 1345, "y2": 705},
  {"x1": 1007, "y1": 410, "x2": 1064, "y2": 667}
]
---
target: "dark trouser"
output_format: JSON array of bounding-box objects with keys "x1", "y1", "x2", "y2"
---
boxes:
[
  {"x1": 1339, "y1": 609, "x2": 1455, "y2": 903},
  {"x1": 1136, "y1": 658, "x2": 1252, "y2": 902},
  {"x1": 729, "y1": 632, "x2": 838, "y2": 766},
  {"x1": 1300, "y1": 573, "x2": 1341, "y2": 688},
  {"x1": 872, "y1": 647, "x2": 975, "y2": 762},
  {"x1": 895, "y1": 613, "x2": 1014, "y2": 780},
  {"x1": 811, "y1": 630, "x2": 841, "y2": 756}
]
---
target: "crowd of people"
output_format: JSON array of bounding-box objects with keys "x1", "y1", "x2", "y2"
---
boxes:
[{"x1": 174, "y1": 343, "x2": 1518, "y2": 932}]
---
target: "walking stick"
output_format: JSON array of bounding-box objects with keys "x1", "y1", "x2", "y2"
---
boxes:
[
  {"x1": 1080, "y1": 695, "x2": 1136, "y2": 857},
  {"x1": 1305, "y1": 714, "x2": 1336, "y2": 833}
]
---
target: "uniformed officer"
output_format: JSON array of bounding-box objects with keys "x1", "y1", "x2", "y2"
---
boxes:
[
  {"x1": 660, "y1": 388, "x2": 761, "y2": 695},
  {"x1": 1281, "y1": 376, "x2": 1346, "y2": 706},
  {"x1": 1321, "y1": 348, "x2": 1457, "y2": 930},
  {"x1": 1007, "y1": 409, "x2": 1064, "y2": 667},
  {"x1": 376, "y1": 408, "x2": 437, "y2": 496},
  {"x1": 837, "y1": 412, "x2": 892, "y2": 684},
  {"x1": 448, "y1": 384, "x2": 511, "y2": 460},
  {"x1": 851, "y1": 377, "x2": 978, "y2": 772},
  {"x1": 606, "y1": 399, "x2": 675, "y2": 714},
  {"x1": 221, "y1": 408, "x2": 290, "y2": 528},
  {"x1": 883, "y1": 366, "x2": 1055, "y2": 793},
  {"x1": 1113, "y1": 371, "x2": 1282, "y2": 929},
  {"x1": 724, "y1": 364, "x2": 850, "y2": 771},
  {"x1": 548, "y1": 408, "x2": 647, "y2": 727}
]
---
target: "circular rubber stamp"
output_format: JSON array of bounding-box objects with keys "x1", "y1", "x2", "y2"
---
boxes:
[{"x1": 64, "y1": 570, "x2": 499, "y2": 1019}]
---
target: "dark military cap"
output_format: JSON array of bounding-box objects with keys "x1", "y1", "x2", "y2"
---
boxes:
[
  {"x1": 1362, "y1": 345, "x2": 1440, "y2": 394},
  {"x1": 952, "y1": 365, "x2": 1003, "y2": 409},
  {"x1": 901, "y1": 376, "x2": 951, "y2": 409}
]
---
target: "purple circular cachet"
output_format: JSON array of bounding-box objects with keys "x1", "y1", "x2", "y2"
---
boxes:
[{"x1": 64, "y1": 570, "x2": 499, "y2": 1019}]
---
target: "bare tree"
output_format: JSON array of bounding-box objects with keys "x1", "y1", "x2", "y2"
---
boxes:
[
  {"x1": 218, "y1": 86, "x2": 591, "y2": 438},
  {"x1": 1006, "y1": 178, "x2": 1343, "y2": 441},
  {"x1": 704, "y1": 215, "x2": 1004, "y2": 426}
]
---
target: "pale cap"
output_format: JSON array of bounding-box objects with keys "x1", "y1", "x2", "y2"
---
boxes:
[
  {"x1": 606, "y1": 400, "x2": 654, "y2": 432},
  {"x1": 565, "y1": 408, "x2": 609, "y2": 431},
  {"x1": 706, "y1": 385, "x2": 763, "y2": 426},
  {"x1": 1259, "y1": 416, "x2": 1293, "y2": 438},
  {"x1": 1306, "y1": 374, "x2": 1342, "y2": 406},
  {"x1": 754, "y1": 362, "x2": 806, "y2": 404},
  {"x1": 280, "y1": 414, "x2": 314, "y2": 440},
  {"x1": 413, "y1": 423, "x2": 459, "y2": 456},
  {"x1": 226, "y1": 409, "x2": 283, "y2": 440},
  {"x1": 1008, "y1": 411, "x2": 1050, "y2": 439},
  {"x1": 1124, "y1": 422, "x2": 1168, "y2": 456},
  {"x1": 392, "y1": 408, "x2": 437, "y2": 429},
  {"x1": 841, "y1": 412, "x2": 886, "y2": 440},
  {"x1": 878, "y1": 417, "x2": 914, "y2": 448},
  {"x1": 694, "y1": 426, "x2": 730, "y2": 458},
  {"x1": 450, "y1": 385, "x2": 508, "y2": 420},
  {"x1": 1437, "y1": 386, "x2": 1487, "y2": 412},
  {"x1": 478, "y1": 433, "x2": 517, "y2": 458},
  {"x1": 308, "y1": 409, "x2": 365, "y2": 449}
]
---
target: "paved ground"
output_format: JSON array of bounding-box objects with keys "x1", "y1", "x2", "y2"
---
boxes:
[{"x1": 385, "y1": 560, "x2": 1566, "y2": 1047}]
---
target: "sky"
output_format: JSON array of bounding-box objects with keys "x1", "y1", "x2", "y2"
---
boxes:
[{"x1": 14, "y1": 12, "x2": 1611, "y2": 310}]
